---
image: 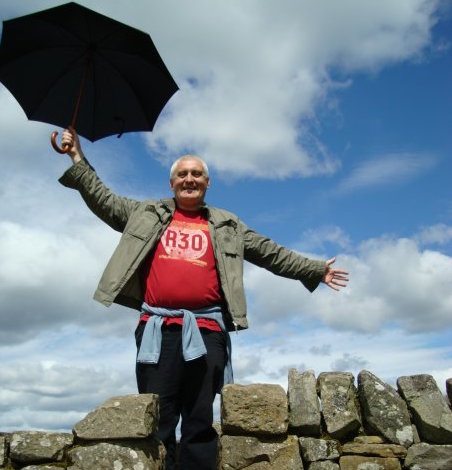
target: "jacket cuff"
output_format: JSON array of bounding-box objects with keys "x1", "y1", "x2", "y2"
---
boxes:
[{"x1": 300, "y1": 259, "x2": 326, "y2": 292}]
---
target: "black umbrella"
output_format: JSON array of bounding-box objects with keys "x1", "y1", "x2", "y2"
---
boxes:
[{"x1": 0, "y1": 2, "x2": 178, "y2": 153}]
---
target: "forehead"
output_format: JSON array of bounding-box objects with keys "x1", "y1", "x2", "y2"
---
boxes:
[{"x1": 174, "y1": 158, "x2": 205, "y2": 173}]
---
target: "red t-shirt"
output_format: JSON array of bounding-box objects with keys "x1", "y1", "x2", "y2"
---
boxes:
[{"x1": 141, "y1": 208, "x2": 222, "y2": 330}]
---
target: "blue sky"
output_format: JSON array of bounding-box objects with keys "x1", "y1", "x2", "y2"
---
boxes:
[{"x1": 0, "y1": 0, "x2": 451, "y2": 431}]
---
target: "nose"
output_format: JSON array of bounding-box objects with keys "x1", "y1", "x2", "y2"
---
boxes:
[{"x1": 185, "y1": 172, "x2": 194, "y2": 183}]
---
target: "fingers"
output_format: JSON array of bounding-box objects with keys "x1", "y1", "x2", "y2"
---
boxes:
[
  {"x1": 326, "y1": 257, "x2": 336, "y2": 267},
  {"x1": 331, "y1": 269, "x2": 349, "y2": 275},
  {"x1": 61, "y1": 127, "x2": 82, "y2": 163},
  {"x1": 325, "y1": 269, "x2": 349, "y2": 291}
]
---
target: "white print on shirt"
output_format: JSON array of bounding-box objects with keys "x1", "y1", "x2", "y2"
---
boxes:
[{"x1": 160, "y1": 220, "x2": 208, "y2": 265}]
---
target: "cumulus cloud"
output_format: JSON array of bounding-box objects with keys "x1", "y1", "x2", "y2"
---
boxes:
[
  {"x1": 415, "y1": 223, "x2": 452, "y2": 246},
  {"x1": 0, "y1": 216, "x2": 135, "y2": 344},
  {"x1": 331, "y1": 353, "x2": 369, "y2": 371},
  {"x1": 0, "y1": 0, "x2": 441, "y2": 180},
  {"x1": 0, "y1": 360, "x2": 136, "y2": 431},
  {"x1": 138, "y1": 0, "x2": 440, "y2": 179},
  {"x1": 335, "y1": 153, "x2": 436, "y2": 194},
  {"x1": 230, "y1": 328, "x2": 451, "y2": 392},
  {"x1": 309, "y1": 344, "x2": 332, "y2": 356},
  {"x1": 245, "y1": 228, "x2": 452, "y2": 334},
  {"x1": 0, "y1": 0, "x2": 448, "y2": 434}
]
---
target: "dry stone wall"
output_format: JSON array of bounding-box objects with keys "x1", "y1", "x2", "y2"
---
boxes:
[{"x1": 1, "y1": 370, "x2": 452, "y2": 469}]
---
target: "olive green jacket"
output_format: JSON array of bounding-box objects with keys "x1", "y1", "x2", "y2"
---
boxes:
[{"x1": 59, "y1": 158, "x2": 326, "y2": 331}]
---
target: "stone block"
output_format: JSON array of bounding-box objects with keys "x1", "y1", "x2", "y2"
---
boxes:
[
  {"x1": 73, "y1": 393, "x2": 159, "y2": 440},
  {"x1": 20, "y1": 466, "x2": 63, "y2": 470},
  {"x1": 219, "y1": 434, "x2": 302, "y2": 469},
  {"x1": 67, "y1": 440, "x2": 165, "y2": 470},
  {"x1": 339, "y1": 455, "x2": 401, "y2": 470},
  {"x1": 308, "y1": 462, "x2": 339, "y2": 470},
  {"x1": 397, "y1": 374, "x2": 452, "y2": 444},
  {"x1": 404, "y1": 442, "x2": 452, "y2": 470},
  {"x1": 317, "y1": 372, "x2": 361, "y2": 441},
  {"x1": 221, "y1": 384, "x2": 288, "y2": 435},
  {"x1": 288, "y1": 369, "x2": 321, "y2": 436},
  {"x1": 9, "y1": 431, "x2": 73, "y2": 465},
  {"x1": 0, "y1": 435, "x2": 6, "y2": 467},
  {"x1": 358, "y1": 370, "x2": 413, "y2": 447},
  {"x1": 341, "y1": 442, "x2": 407, "y2": 458},
  {"x1": 298, "y1": 437, "x2": 340, "y2": 462}
]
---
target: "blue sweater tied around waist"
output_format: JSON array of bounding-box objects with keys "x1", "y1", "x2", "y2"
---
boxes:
[{"x1": 136, "y1": 302, "x2": 233, "y2": 391}]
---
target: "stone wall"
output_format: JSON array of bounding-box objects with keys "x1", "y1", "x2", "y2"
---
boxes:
[{"x1": 1, "y1": 371, "x2": 452, "y2": 469}]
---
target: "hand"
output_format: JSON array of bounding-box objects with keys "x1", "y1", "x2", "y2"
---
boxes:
[
  {"x1": 322, "y1": 257, "x2": 349, "y2": 291},
  {"x1": 61, "y1": 126, "x2": 82, "y2": 164}
]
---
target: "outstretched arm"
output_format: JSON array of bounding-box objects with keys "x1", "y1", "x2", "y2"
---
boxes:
[{"x1": 322, "y1": 257, "x2": 349, "y2": 291}]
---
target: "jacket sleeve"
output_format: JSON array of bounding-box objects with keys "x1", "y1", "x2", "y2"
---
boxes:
[
  {"x1": 58, "y1": 157, "x2": 140, "y2": 233},
  {"x1": 242, "y1": 222, "x2": 326, "y2": 292}
]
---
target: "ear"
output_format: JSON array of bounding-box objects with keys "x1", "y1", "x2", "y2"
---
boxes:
[
  {"x1": 169, "y1": 178, "x2": 174, "y2": 190},
  {"x1": 206, "y1": 177, "x2": 210, "y2": 188}
]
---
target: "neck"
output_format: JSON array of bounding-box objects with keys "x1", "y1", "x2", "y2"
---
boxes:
[{"x1": 176, "y1": 202, "x2": 203, "y2": 212}]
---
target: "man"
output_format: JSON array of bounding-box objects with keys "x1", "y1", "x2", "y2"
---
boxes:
[{"x1": 59, "y1": 127, "x2": 348, "y2": 469}]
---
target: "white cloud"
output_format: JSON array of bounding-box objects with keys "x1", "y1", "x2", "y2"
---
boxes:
[
  {"x1": 0, "y1": 360, "x2": 136, "y2": 431},
  {"x1": 0, "y1": 1, "x2": 442, "y2": 179},
  {"x1": 0, "y1": 0, "x2": 449, "y2": 434},
  {"x1": 138, "y1": 0, "x2": 440, "y2": 179},
  {"x1": 245, "y1": 229, "x2": 452, "y2": 334},
  {"x1": 336, "y1": 153, "x2": 436, "y2": 194},
  {"x1": 230, "y1": 327, "x2": 451, "y2": 394},
  {"x1": 415, "y1": 223, "x2": 452, "y2": 246}
]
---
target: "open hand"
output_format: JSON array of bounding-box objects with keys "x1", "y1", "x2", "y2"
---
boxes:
[{"x1": 322, "y1": 257, "x2": 349, "y2": 291}]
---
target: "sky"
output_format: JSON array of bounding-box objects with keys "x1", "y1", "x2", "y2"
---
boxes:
[{"x1": 0, "y1": 0, "x2": 451, "y2": 432}]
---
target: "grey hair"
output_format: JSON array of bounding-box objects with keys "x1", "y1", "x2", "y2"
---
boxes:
[{"x1": 169, "y1": 155, "x2": 209, "y2": 181}]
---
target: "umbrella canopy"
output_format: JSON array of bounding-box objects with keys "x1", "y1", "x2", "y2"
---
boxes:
[{"x1": 0, "y1": 2, "x2": 178, "y2": 152}]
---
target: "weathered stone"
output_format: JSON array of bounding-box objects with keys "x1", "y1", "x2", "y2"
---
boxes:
[
  {"x1": 397, "y1": 374, "x2": 452, "y2": 444},
  {"x1": 341, "y1": 442, "x2": 407, "y2": 458},
  {"x1": 73, "y1": 393, "x2": 159, "y2": 440},
  {"x1": 339, "y1": 455, "x2": 401, "y2": 470},
  {"x1": 353, "y1": 435, "x2": 385, "y2": 444},
  {"x1": 219, "y1": 434, "x2": 302, "y2": 469},
  {"x1": 447, "y1": 378, "x2": 452, "y2": 405},
  {"x1": 317, "y1": 372, "x2": 361, "y2": 441},
  {"x1": 21, "y1": 466, "x2": 63, "y2": 470},
  {"x1": 412, "y1": 423, "x2": 421, "y2": 444},
  {"x1": 67, "y1": 440, "x2": 165, "y2": 470},
  {"x1": 404, "y1": 442, "x2": 452, "y2": 470},
  {"x1": 404, "y1": 443, "x2": 452, "y2": 470},
  {"x1": 288, "y1": 369, "x2": 321, "y2": 436},
  {"x1": 308, "y1": 462, "x2": 339, "y2": 470},
  {"x1": 9, "y1": 431, "x2": 73, "y2": 464},
  {"x1": 0, "y1": 435, "x2": 6, "y2": 467},
  {"x1": 358, "y1": 370, "x2": 413, "y2": 447},
  {"x1": 221, "y1": 384, "x2": 288, "y2": 435},
  {"x1": 298, "y1": 437, "x2": 340, "y2": 462}
]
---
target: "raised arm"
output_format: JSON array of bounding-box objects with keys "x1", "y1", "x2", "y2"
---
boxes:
[{"x1": 58, "y1": 127, "x2": 140, "y2": 232}]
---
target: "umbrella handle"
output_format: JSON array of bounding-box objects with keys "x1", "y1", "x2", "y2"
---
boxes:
[{"x1": 51, "y1": 131, "x2": 70, "y2": 154}]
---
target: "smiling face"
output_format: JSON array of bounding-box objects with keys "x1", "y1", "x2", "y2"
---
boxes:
[{"x1": 170, "y1": 156, "x2": 210, "y2": 211}]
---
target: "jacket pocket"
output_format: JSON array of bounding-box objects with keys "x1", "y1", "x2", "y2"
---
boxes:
[
  {"x1": 215, "y1": 221, "x2": 240, "y2": 255},
  {"x1": 124, "y1": 210, "x2": 160, "y2": 241}
]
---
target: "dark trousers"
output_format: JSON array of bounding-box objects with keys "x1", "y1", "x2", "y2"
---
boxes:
[{"x1": 135, "y1": 323, "x2": 226, "y2": 470}]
